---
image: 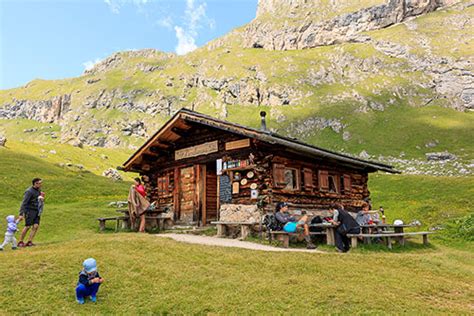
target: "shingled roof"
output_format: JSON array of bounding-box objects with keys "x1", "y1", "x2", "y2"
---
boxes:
[{"x1": 123, "y1": 108, "x2": 399, "y2": 174}]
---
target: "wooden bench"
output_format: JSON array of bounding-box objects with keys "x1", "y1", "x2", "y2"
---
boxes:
[
  {"x1": 270, "y1": 231, "x2": 326, "y2": 248},
  {"x1": 97, "y1": 216, "x2": 129, "y2": 232},
  {"x1": 347, "y1": 232, "x2": 434, "y2": 249},
  {"x1": 211, "y1": 221, "x2": 256, "y2": 239},
  {"x1": 145, "y1": 215, "x2": 172, "y2": 231}
]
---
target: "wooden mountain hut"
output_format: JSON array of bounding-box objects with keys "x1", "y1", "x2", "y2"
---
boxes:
[{"x1": 122, "y1": 109, "x2": 398, "y2": 226}]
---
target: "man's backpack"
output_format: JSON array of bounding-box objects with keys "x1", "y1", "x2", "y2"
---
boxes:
[
  {"x1": 310, "y1": 215, "x2": 324, "y2": 233},
  {"x1": 262, "y1": 213, "x2": 282, "y2": 232}
]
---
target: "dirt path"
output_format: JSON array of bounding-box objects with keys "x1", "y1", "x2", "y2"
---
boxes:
[{"x1": 156, "y1": 233, "x2": 325, "y2": 253}]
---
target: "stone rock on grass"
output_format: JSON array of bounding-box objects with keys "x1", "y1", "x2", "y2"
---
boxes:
[
  {"x1": 0, "y1": 136, "x2": 6, "y2": 147},
  {"x1": 359, "y1": 150, "x2": 370, "y2": 159},
  {"x1": 102, "y1": 168, "x2": 123, "y2": 181},
  {"x1": 108, "y1": 201, "x2": 128, "y2": 208},
  {"x1": 426, "y1": 151, "x2": 457, "y2": 161}
]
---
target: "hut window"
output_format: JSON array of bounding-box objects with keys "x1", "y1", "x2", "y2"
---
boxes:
[
  {"x1": 342, "y1": 174, "x2": 351, "y2": 194},
  {"x1": 318, "y1": 170, "x2": 329, "y2": 191},
  {"x1": 273, "y1": 163, "x2": 300, "y2": 191},
  {"x1": 328, "y1": 175, "x2": 338, "y2": 193},
  {"x1": 303, "y1": 168, "x2": 314, "y2": 192},
  {"x1": 284, "y1": 168, "x2": 299, "y2": 191},
  {"x1": 157, "y1": 174, "x2": 170, "y2": 197}
]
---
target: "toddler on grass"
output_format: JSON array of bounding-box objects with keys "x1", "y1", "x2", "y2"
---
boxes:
[
  {"x1": 76, "y1": 258, "x2": 104, "y2": 304},
  {"x1": 0, "y1": 215, "x2": 20, "y2": 251}
]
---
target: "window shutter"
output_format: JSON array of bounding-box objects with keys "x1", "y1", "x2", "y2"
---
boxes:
[
  {"x1": 157, "y1": 176, "x2": 164, "y2": 196},
  {"x1": 303, "y1": 168, "x2": 314, "y2": 191},
  {"x1": 318, "y1": 170, "x2": 329, "y2": 191},
  {"x1": 343, "y1": 174, "x2": 351, "y2": 194},
  {"x1": 273, "y1": 163, "x2": 286, "y2": 188}
]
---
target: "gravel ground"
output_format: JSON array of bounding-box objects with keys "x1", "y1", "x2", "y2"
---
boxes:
[{"x1": 156, "y1": 233, "x2": 325, "y2": 253}]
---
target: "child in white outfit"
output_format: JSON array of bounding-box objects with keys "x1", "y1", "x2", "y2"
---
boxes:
[{"x1": 0, "y1": 215, "x2": 20, "y2": 250}]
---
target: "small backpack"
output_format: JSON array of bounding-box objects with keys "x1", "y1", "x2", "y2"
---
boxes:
[{"x1": 262, "y1": 213, "x2": 282, "y2": 232}]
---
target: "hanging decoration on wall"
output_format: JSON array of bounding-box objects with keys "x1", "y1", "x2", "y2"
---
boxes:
[
  {"x1": 246, "y1": 171, "x2": 254, "y2": 179},
  {"x1": 250, "y1": 183, "x2": 258, "y2": 190},
  {"x1": 232, "y1": 182, "x2": 240, "y2": 194},
  {"x1": 240, "y1": 178, "x2": 248, "y2": 186},
  {"x1": 251, "y1": 189, "x2": 259, "y2": 199}
]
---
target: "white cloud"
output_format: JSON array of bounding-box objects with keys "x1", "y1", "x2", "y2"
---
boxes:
[
  {"x1": 83, "y1": 58, "x2": 103, "y2": 72},
  {"x1": 104, "y1": 0, "x2": 149, "y2": 14},
  {"x1": 174, "y1": 0, "x2": 214, "y2": 55},
  {"x1": 174, "y1": 26, "x2": 197, "y2": 55},
  {"x1": 157, "y1": 16, "x2": 174, "y2": 30},
  {"x1": 104, "y1": 0, "x2": 120, "y2": 14}
]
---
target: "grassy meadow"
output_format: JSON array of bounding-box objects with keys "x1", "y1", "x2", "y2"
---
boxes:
[{"x1": 0, "y1": 141, "x2": 473, "y2": 314}]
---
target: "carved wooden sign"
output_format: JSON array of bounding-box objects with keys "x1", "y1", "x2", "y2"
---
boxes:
[
  {"x1": 225, "y1": 138, "x2": 250, "y2": 151},
  {"x1": 175, "y1": 141, "x2": 218, "y2": 160}
]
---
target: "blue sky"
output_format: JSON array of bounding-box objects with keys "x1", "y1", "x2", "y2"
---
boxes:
[{"x1": 0, "y1": 0, "x2": 257, "y2": 89}]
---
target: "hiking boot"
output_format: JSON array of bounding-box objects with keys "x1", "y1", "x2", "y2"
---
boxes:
[
  {"x1": 12, "y1": 247, "x2": 18, "y2": 250},
  {"x1": 0, "y1": 248, "x2": 3, "y2": 251},
  {"x1": 306, "y1": 242, "x2": 317, "y2": 250},
  {"x1": 77, "y1": 298, "x2": 85, "y2": 305},
  {"x1": 26, "y1": 241, "x2": 35, "y2": 247},
  {"x1": 18, "y1": 241, "x2": 25, "y2": 248},
  {"x1": 90, "y1": 296, "x2": 97, "y2": 303}
]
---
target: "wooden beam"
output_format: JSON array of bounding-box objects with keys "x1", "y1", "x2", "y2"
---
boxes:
[
  {"x1": 158, "y1": 140, "x2": 174, "y2": 148},
  {"x1": 171, "y1": 127, "x2": 190, "y2": 137}
]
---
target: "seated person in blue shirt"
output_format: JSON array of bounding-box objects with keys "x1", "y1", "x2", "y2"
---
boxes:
[{"x1": 275, "y1": 202, "x2": 316, "y2": 249}]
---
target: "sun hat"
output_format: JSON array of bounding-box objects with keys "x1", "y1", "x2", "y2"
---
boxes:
[
  {"x1": 393, "y1": 219, "x2": 404, "y2": 226},
  {"x1": 83, "y1": 258, "x2": 97, "y2": 273}
]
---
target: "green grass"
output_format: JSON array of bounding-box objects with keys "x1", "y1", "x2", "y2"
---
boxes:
[{"x1": 0, "y1": 143, "x2": 473, "y2": 314}]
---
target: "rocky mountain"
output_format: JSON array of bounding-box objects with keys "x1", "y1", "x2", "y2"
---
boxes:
[{"x1": 1, "y1": 0, "x2": 473, "y2": 172}]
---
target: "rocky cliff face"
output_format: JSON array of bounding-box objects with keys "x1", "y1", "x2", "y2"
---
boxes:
[
  {"x1": 0, "y1": 0, "x2": 473, "y2": 152},
  {"x1": 246, "y1": 0, "x2": 460, "y2": 50}
]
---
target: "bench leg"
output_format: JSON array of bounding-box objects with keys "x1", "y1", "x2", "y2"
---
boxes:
[
  {"x1": 387, "y1": 237, "x2": 393, "y2": 250},
  {"x1": 282, "y1": 235, "x2": 289, "y2": 248},
  {"x1": 216, "y1": 224, "x2": 226, "y2": 237},
  {"x1": 326, "y1": 228, "x2": 335, "y2": 246},
  {"x1": 423, "y1": 234, "x2": 429, "y2": 245},
  {"x1": 351, "y1": 236, "x2": 358, "y2": 248},
  {"x1": 115, "y1": 219, "x2": 120, "y2": 232},
  {"x1": 122, "y1": 218, "x2": 130, "y2": 230},
  {"x1": 99, "y1": 220, "x2": 106, "y2": 232},
  {"x1": 399, "y1": 236, "x2": 406, "y2": 246},
  {"x1": 158, "y1": 219, "x2": 165, "y2": 231},
  {"x1": 241, "y1": 225, "x2": 250, "y2": 240}
]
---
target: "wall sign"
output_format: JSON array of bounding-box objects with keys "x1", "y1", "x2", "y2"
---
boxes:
[
  {"x1": 225, "y1": 139, "x2": 250, "y2": 151},
  {"x1": 175, "y1": 141, "x2": 218, "y2": 160},
  {"x1": 219, "y1": 175, "x2": 232, "y2": 203}
]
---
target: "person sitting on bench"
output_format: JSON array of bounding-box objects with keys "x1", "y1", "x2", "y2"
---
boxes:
[
  {"x1": 275, "y1": 202, "x2": 316, "y2": 249},
  {"x1": 328, "y1": 203, "x2": 361, "y2": 253}
]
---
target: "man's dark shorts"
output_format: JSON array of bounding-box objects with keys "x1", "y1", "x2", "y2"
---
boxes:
[{"x1": 25, "y1": 211, "x2": 41, "y2": 226}]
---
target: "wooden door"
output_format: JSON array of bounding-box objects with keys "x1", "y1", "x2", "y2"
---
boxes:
[
  {"x1": 179, "y1": 166, "x2": 195, "y2": 223},
  {"x1": 205, "y1": 166, "x2": 218, "y2": 223}
]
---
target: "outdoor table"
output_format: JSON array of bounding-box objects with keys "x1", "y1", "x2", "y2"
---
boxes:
[
  {"x1": 359, "y1": 224, "x2": 417, "y2": 244},
  {"x1": 309, "y1": 223, "x2": 336, "y2": 246}
]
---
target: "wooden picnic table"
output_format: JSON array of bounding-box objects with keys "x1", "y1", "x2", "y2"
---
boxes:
[
  {"x1": 308, "y1": 223, "x2": 336, "y2": 246},
  {"x1": 360, "y1": 223, "x2": 417, "y2": 243}
]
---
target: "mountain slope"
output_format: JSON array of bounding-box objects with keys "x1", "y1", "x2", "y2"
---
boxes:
[{"x1": 0, "y1": 0, "x2": 473, "y2": 169}]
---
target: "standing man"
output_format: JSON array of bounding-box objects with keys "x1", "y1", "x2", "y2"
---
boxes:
[
  {"x1": 328, "y1": 203, "x2": 361, "y2": 253},
  {"x1": 18, "y1": 178, "x2": 42, "y2": 247}
]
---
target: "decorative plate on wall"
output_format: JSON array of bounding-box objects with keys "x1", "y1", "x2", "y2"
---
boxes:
[
  {"x1": 250, "y1": 183, "x2": 258, "y2": 190},
  {"x1": 240, "y1": 178, "x2": 248, "y2": 186},
  {"x1": 246, "y1": 171, "x2": 254, "y2": 179}
]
